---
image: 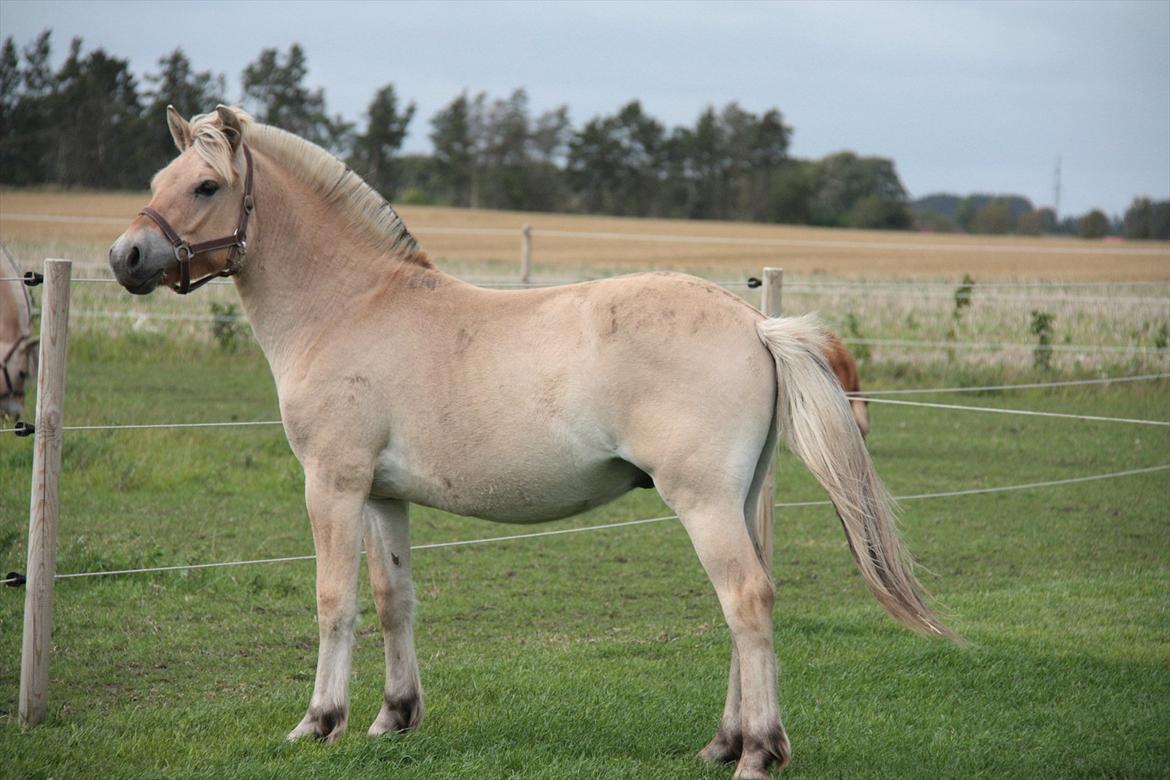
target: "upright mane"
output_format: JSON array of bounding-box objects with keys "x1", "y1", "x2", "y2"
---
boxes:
[{"x1": 187, "y1": 108, "x2": 422, "y2": 262}]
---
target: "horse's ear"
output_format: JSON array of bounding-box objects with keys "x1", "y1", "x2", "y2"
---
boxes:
[
  {"x1": 166, "y1": 105, "x2": 192, "y2": 151},
  {"x1": 216, "y1": 105, "x2": 243, "y2": 154}
]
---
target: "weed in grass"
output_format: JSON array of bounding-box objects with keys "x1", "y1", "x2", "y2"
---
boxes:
[{"x1": 1030, "y1": 310, "x2": 1055, "y2": 371}]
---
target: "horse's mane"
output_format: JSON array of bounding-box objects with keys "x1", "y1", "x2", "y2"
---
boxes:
[{"x1": 188, "y1": 108, "x2": 423, "y2": 263}]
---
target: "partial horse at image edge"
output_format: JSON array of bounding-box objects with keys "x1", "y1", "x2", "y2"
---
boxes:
[
  {"x1": 0, "y1": 250, "x2": 38, "y2": 420},
  {"x1": 823, "y1": 333, "x2": 870, "y2": 438}
]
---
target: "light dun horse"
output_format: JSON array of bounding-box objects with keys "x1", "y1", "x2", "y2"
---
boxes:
[
  {"x1": 109, "y1": 107, "x2": 954, "y2": 778},
  {"x1": 1, "y1": 251, "x2": 38, "y2": 421}
]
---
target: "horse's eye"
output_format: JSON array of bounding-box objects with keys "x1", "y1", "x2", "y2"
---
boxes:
[{"x1": 195, "y1": 180, "x2": 219, "y2": 197}]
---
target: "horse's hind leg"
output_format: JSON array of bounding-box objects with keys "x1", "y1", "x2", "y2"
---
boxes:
[
  {"x1": 674, "y1": 498, "x2": 790, "y2": 779},
  {"x1": 700, "y1": 420, "x2": 778, "y2": 766},
  {"x1": 287, "y1": 468, "x2": 367, "y2": 742},
  {"x1": 363, "y1": 497, "x2": 424, "y2": 735}
]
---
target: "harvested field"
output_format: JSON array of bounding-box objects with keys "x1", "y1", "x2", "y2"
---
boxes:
[{"x1": 3, "y1": 189, "x2": 1168, "y2": 281}]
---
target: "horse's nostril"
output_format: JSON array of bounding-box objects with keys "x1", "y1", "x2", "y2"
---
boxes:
[{"x1": 127, "y1": 245, "x2": 140, "y2": 268}]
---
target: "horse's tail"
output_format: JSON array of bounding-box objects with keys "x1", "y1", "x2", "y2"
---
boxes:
[{"x1": 756, "y1": 314, "x2": 959, "y2": 643}]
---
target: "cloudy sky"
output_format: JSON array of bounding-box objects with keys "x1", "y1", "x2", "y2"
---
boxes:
[{"x1": 2, "y1": 0, "x2": 1168, "y2": 218}]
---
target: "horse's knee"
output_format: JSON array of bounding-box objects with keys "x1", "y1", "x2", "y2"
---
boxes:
[
  {"x1": 732, "y1": 576, "x2": 775, "y2": 634},
  {"x1": 316, "y1": 580, "x2": 359, "y2": 631},
  {"x1": 372, "y1": 583, "x2": 414, "y2": 629}
]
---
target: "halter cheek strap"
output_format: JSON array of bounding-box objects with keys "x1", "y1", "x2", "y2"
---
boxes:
[{"x1": 138, "y1": 144, "x2": 255, "y2": 295}]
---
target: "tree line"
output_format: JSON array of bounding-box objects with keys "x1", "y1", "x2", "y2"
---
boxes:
[
  {"x1": 2, "y1": 33, "x2": 1165, "y2": 239},
  {"x1": 912, "y1": 192, "x2": 1170, "y2": 240}
]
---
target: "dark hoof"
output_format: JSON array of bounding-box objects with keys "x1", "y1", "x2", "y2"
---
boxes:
[
  {"x1": 368, "y1": 692, "x2": 423, "y2": 736},
  {"x1": 698, "y1": 730, "x2": 742, "y2": 764},
  {"x1": 287, "y1": 707, "x2": 347, "y2": 742},
  {"x1": 734, "y1": 726, "x2": 791, "y2": 778}
]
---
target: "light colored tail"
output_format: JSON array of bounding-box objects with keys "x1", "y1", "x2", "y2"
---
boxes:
[{"x1": 757, "y1": 314, "x2": 958, "y2": 642}]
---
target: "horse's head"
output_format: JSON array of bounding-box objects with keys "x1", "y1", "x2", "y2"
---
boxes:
[{"x1": 109, "y1": 105, "x2": 254, "y2": 295}]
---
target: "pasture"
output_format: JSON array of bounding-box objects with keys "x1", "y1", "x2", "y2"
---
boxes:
[{"x1": 1, "y1": 192, "x2": 1169, "y2": 778}]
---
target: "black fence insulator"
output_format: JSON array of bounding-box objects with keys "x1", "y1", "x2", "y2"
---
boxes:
[
  {"x1": 14, "y1": 421, "x2": 34, "y2": 437},
  {"x1": 4, "y1": 571, "x2": 25, "y2": 588},
  {"x1": 746, "y1": 277, "x2": 762, "y2": 289},
  {"x1": 23, "y1": 271, "x2": 44, "y2": 287}
]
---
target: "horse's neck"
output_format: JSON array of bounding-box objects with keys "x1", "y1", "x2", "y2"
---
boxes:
[{"x1": 233, "y1": 158, "x2": 437, "y2": 378}]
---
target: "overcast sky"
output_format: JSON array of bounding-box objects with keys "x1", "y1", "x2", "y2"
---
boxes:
[{"x1": 2, "y1": 0, "x2": 1168, "y2": 218}]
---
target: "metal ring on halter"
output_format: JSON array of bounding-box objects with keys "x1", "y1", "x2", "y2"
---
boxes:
[{"x1": 173, "y1": 242, "x2": 194, "y2": 263}]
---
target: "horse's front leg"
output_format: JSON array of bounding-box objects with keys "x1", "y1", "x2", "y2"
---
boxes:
[
  {"x1": 363, "y1": 496, "x2": 424, "y2": 735},
  {"x1": 287, "y1": 466, "x2": 369, "y2": 742}
]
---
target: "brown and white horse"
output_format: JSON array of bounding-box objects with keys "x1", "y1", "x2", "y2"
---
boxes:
[
  {"x1": 823, "y1": 333, "x2": 870, "y2": 438},
  {"x1": 108, "y1": 106, "x2": 954, "y2": 778},
  {"x1": 1, "y1": 251, "x2": 38, "y2": 421}
]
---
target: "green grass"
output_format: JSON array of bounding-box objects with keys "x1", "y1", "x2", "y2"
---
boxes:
[{"x1": 1, "y1": 334, "x2": 1168, "y2": 779}]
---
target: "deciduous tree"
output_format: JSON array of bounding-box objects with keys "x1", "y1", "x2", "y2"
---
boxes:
[{"x1": 350, "y1": 83, "x2": 415, "y2": 198}]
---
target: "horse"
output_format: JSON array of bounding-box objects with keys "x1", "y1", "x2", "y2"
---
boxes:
[
  {"x1": 0, "y1": 250, "x2": 38, "y2": 421},
  {"x1": 108, "y1": 106, "x2": 955, "y2": 779},
  {"x1": 823, "y1": 334, "x2": 870, "y2": 438}
]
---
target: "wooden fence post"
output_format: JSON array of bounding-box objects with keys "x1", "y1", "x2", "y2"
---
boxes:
[
  {"x1": 755, "y1": 267, "x2": 782, "y2": 571},
  {"x1": 520, "y1": 225, "x2": 532, "y2": 285},
  {"x1": 19, "y1": 258, "x2": 72, "y2": 728}
]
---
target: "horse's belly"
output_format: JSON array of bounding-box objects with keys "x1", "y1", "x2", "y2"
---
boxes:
[{"x1": 371, "y1": 444, "x2": 649, "y2": 523}]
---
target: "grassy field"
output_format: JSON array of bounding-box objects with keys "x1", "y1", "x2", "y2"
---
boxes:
[
  {"x1": 1, "y1": 193, "x2": 1169, "y2": 777},
  {"x1": 0, "y1": 335, "x2": 1167, "y2": 778}
]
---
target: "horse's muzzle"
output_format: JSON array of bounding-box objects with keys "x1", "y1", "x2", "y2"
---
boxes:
[{"x1": 109, "y1": 232, "x2": 171, "y2": 295}]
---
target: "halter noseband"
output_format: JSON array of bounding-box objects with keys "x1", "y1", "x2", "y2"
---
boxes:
[
  {"x1": 138, "y1": 144, "x2": 255, "y2": 295},
  {"x1": 1, "y1": 335, "x2": 29, "y2": 401}
]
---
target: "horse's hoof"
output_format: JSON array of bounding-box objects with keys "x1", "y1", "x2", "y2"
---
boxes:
[
  {"x1": 697, "y1": 731, "x2": 742, "y2": 764},
  {"x1": 287, "y1": 707, "x2": 347, "y2": 742},
  {"x1": 368, "y1": 692, "x2": 423, "y2": 737},
  {"x1": 733, "y1": 726, "x2": 791, "y2": 778}
]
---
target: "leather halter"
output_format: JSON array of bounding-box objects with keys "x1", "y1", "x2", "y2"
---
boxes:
[
  {"x1": 1, "y1": 334, "x2": 29, "y2": 400},
  {"x1": 139, "y1": 144, "x2": 255, "y2": 294}
]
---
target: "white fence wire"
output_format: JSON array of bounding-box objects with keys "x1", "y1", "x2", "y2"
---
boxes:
[{"x1": 2, "y1": 463, "x2": 1164, "y2": 587}]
